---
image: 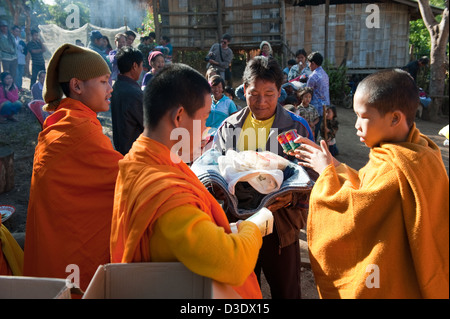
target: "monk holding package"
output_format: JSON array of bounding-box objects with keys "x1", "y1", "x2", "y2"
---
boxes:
[
  {"x1": 294, "y1": 69, "x2": 449, "y2": 299},
  {"x1": 24, "y1": 44, "x2": 123, "y2": 291},
  {"x1": 110, "y1": 63, "x2": 263, "y2": 299}
]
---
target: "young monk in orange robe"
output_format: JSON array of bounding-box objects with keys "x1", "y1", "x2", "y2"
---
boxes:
[
  {"x1": 110, "y1": 64, "x2": 263, "y2": 299},
  {"x1": 294, "y1": 69, "x2": 449, "y2": 299},
  {"x1": 24, "y1": 44, "x2": 123, "y2": 292}
]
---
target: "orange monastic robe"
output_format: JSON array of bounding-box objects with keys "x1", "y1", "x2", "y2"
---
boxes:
[
  {"x1": 0, "y1": 224, "x2": 23, "y2": 276},
  {"x1": 110, "y1": 135, "x2": 263, "y2": 299},
  {"x1": 24, "y1": 98, "x2": 123, "y2": 291},
  {"x1": 308, "y1": 125, "x2": 449, "y2": 298}
]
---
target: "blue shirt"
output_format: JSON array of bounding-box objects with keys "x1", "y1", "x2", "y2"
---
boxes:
[
  {"x1": 206, "y1": 95, "x2": 238, "y2": 130},
  {"x1": 306, "y1": 66, "x2": 330, "y2": 115}
]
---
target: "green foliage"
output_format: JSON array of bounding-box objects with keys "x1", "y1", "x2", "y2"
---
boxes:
[
  {"x1": 176, "y1": 50, "x2": 210, "y2": 74},
  {"x1": 45, "y1": 0, "x2": 90, "y2": 29},
  {"x1": 409, "y1": 0, "x2": 446, "y2": 58},
  {"x1": 137, "y1": 10, "x2": 156, "y2": 35},
  {"x1": 322, "y1": 60, "x2": 350, "y2": 107}
]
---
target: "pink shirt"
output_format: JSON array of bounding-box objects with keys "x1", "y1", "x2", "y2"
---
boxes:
[{"x1": 0, "y1": 85, "x2": 19, "y2": 106}]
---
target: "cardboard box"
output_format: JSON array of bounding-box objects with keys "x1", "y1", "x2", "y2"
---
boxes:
[
  {"x1": 83, "y1": 262, "x2": 242, "y2": 299},
  {"x1": 0, "y1": 275, "x2": 71, "y2": 299}
]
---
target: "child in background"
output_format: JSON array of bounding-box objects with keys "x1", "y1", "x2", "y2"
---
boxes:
[
  {"x1": 296, "y1": 86, "x2": 319, "y2": 139},
  {"x1": 320, "y1": 105, "x2": 339, "y2": 156},
  {"x1": 0, "y1": 71, "x2": 22, "y2": 123},
  {"x1": 224, "y1": 85, "x2": 235, "y2": 101},
  {"x1": 206, "y1": 66, "x2": 220, "y2": 83},
  {"x1": 31, "y1": 70, "x2": 46, "y2": 100}
]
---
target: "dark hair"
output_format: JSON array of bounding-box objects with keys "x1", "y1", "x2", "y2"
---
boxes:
[
  {"x1": 356, "y1": 68, "x2": 419, "y2": 127},
  {"x1": 37, "y1": 70, "x2": 46, "y2": 78},
  {"x1": 224, "y1": 86, "x2": 235, "y2": 99},
  {"x1": 418, "y1": 56, "x2": 429, "y2": 65},
  {"x1": 162, "y1": 35, "x2": 170, "y2": 42},
  {"x1": 209, "y1": 75, "x2": 225, "y2": 88},
  {"x1": 143, "y1": 63, "x2": 211, "y2": 128},
  {"x1": 307, "y1": 51, "x2": 323, "y2": 66},
  {"x1": 149, "y1": 32, "x2": 156, "y2": 39},
  {"x1": 295, "y1": 49, "x2": 307, "y2": 58},
  {"x1": 326, "y1": 105, "x2": 337, "y2": 118},
  {"x1": 284, "y1": 95, "x2": 298, "y2": 106},
  {"x1": 287, "y1": 59, "x2": 296, "y2": 66},
  {"x1": 60, "y1": 82, "x2": 70, "y2": 98},
  {"x1": 11, "y1": 25, "x2": 20, "y2": 32},
  {"x1": 31, "y1": 29, "x2": 39, "y2": 35},
  {"x1": 125, "y1": 30, "x2": 136, "y2": 39},
  {"x1": 297, "y1": 86, "x2": 314, "y2": 101},
  {"x1": 242, "y1": 56, "x2": 284, "y2": 90},
  {"x1": 0, "y1": 72, "x2": 15, "y2": 95},
  {"x1": 222, "y1": 33, "x2": 232, "y2": 42},
  {"x1": 116, "y1": 46, "x2": 143, "y2": 74}
]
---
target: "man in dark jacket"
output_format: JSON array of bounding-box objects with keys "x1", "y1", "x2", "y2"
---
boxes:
[
  {"x1": 213, "y1": 56, "x2": 315, "y2": 299},
  {"x1": 111, "y1": 47, "x2": 144, "y2": 155}
]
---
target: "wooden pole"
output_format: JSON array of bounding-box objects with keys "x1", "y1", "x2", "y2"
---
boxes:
[
  {"x1": 281, "y1": 0, "x2": 287, "y2": 67},
  {"x1": 152, "y1": 0, "x2": 161, "y2": 41},
  {"x1": 217, "y1": 0, "x2": 223, "y2": 38},
  {"x1": 322, "y1": 106, "x2": 328, "y2": 142},
  {"x1": 324, "y1": 0, "x2": 329, "y2": 60}
]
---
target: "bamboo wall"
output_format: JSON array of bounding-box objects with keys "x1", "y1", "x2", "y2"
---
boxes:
[
  {"x1": 158, "y1": 0, "x2": 283, "y2": 50},
  {"x1": 157, "y1": 0, "x2": 411, "y2": 70},
  {"x1": 285, "y1": 2, "x2": 410, "y2": 70}
]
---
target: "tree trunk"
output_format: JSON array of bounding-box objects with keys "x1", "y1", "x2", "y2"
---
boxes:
[
  {"x1": 417, "y1": 0, "x2": 449, "y2": 121},
  {"x1": 0, "y1": 146, "x2": 14, "y2": 194}
]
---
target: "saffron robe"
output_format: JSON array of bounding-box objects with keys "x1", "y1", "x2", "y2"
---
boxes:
[
  {"x1": 24, "y1": 98, "x2": 123, "y2": 291},
  {"x1": 0, "y1": 224, "x2": 23, "y2": 276},
  {"x1": 308, "y1": 125, "x2": 449, "y2": 299},
  {"x1": 110, "y1": 135, "x2": 263, "y2": 299}
]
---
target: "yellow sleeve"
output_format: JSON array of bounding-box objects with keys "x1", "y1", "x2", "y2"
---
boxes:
[
  {"x1": 150, "y1": 205, "x2": 262, "y2": 286},
  {"x1": 0, "y1": 224, "x2": 24, "y2": 276}
]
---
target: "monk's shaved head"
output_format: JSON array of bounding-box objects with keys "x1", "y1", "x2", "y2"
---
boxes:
[{"x1": 355, "y1": 69, "x2": 419, "y2": 127}]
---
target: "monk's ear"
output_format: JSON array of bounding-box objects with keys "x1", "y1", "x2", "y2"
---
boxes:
[
  {"x1": 69, "y1": 78, "x2": 82, "y2": 95},
  {"x1": 391, "y1": 111, "x2": 404, "y2": 127},
  {"x1": 172, "y1": 106, "x2": 185, "y2": 128}
]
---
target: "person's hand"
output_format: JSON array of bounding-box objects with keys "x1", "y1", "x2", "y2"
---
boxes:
[
  {"x1": 291, "y1": 136, "x2": 340, "y2": 174},
  {"x1": 294, "y1": 139, "x2": 339, "y2": 174},
  {"x1": 267, "y1": 192, "x2": 293, "y2": 212}
]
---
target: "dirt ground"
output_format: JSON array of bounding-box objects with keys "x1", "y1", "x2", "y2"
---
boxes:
[{"x1": 0, "y1": 77, "x2": 448, "y2": 300}]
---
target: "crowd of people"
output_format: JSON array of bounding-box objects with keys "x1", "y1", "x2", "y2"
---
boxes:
[{"x1": 0, "y1": 26, "x2": 448, "y2": 300}]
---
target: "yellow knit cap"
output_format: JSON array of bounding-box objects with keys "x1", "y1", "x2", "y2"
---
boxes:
[{"x1": 43, "y1": 43, "x2": 111, "y2": 111}]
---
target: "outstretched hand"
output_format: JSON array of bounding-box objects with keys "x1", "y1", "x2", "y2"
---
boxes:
[{"x1": 291, "y1": 136, "x2": 340, "y2": 174}]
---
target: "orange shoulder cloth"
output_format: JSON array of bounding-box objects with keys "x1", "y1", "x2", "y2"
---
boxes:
[{"x1": 111, "y1": 135, "x2": 262, "y2": 299}]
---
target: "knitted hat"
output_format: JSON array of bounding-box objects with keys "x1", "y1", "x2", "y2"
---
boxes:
[{"x1": 43, "y1": 43, "x2": 111, "y2": 111}]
